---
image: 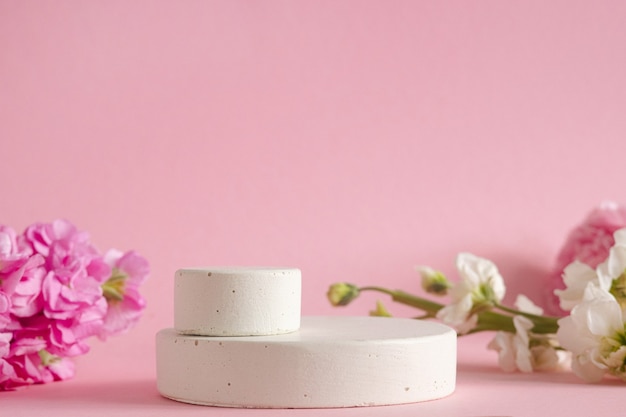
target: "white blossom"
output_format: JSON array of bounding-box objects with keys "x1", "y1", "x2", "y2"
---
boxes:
[
  {"x1": 556, "y1": 285, "x2": 626, "y2": 382},
  {"x1": 437, "y1": 253, "x2": 505, "y2": 334}
]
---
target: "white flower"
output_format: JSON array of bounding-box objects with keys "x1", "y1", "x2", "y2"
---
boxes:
[
  {"x1": 556, "y1": 285, "x2": 626, "y2": 382},
  {"x1": 488, "y1": 295, "x2": 563, "y2": 373},
  {"x1": 436, "y1": 253, "x2": 505, "y2": 334}
]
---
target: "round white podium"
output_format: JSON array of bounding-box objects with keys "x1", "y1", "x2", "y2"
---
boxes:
[{"x1": 157, "y1": 316, "x2": 456, "y2": 408}]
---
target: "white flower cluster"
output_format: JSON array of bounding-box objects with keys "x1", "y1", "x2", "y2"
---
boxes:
[
  {"x1": 433, "y1": 253, "x2": 565, "y2": 373},
  {"x1": 329, "y1": 224, "x2": 626, "y2": 382},
  {"x1": 442, "y1": 228, "x2": 626, "y2": 378}
]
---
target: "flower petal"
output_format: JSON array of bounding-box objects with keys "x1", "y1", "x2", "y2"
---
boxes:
[
  {"x1": 488, "y1": 332, "x2": 517, "y2": 372},
  {"x1": 557, "y1": 315, "x2": 594, "y2": 354},
  {"x1": 613, "y1": 228, "x2": 626, "y2": 246},
  {"x1": 607, "y1": 244, "x2": 626, "y2": 279},
  {"x1": 585, "y1": 298, "x2": 622, "y2": 337},
  {"x1": 571, "y1": 352, "x2": 607, "y2": 382},
  {"x1": 555, "y1": 261, "x2": 598, "y2": 311},
  {"x1": 514, "y1": 294, "x2": 543, "y2": 315}
]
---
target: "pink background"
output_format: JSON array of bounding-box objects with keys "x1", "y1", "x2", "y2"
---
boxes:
[{"x1": 2, "y1": 1, "x2": 626, "y2": 415}]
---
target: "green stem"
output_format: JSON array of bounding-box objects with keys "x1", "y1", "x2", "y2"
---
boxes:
[
  {"x1": 469, "y1": 310, "x2": 516, "y2": 333},
  {"x1": 360, "y1": 287, "x2": 444, "y2": 316},
  {"x1": 358, "y1": 286, "x2": 559, "y2": 335},
  {"x1": 494, "y1": 303, "x2": 560, "y2": 334},
  {"x1": 494, "y1": 303, "x2": 560, "y2": 322}
]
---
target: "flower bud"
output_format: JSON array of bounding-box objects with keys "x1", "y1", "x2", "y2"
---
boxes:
[
  {"x1": 327, "y1": 283, "x2": 360, "y2": 306},
  {"x1": 369, "y1": 300, "x2": 392, "y2": 317},
  {"x1": 417, "y1": 266, "x2": 451, "y2": 296}
]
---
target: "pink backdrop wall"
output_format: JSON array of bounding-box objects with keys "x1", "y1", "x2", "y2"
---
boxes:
[{"x1": 2, "y1": 1, "x2": 626, "y2": 379}]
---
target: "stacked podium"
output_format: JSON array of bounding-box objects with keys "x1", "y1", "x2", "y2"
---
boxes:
[{"x1": 156, "y1": 267, "x2": 456, "y2": 408}]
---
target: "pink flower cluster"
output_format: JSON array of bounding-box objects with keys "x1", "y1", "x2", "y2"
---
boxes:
[
  {"x1": 0, "y1": 220, "x2": 148, "y2": 390},
  {"x1": 547, "y1": 201, "x2": 626, "y2": 315}
]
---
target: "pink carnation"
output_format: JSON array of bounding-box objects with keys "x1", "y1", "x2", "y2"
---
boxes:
[
  {"x1": 25, "y1": 221, "x2": 112, "y2": 351},
  {"x1": 546, "y1": 201, "x2": 626, "y2": 315},
  {"x1": 0, "y1": 219, "x2": 148, "y2": 390}
]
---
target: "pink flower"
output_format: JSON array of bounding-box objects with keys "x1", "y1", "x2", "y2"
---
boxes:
[
  {"x1": 99, "y1": 250, "x2": 149, "y2": 339},
  {"x1": 42, "y1": 269, "x2": 105, "y2": 321},
  {"x1": 10, "y1": 262, "x2": 46, "y2": 318},
  {"x1": 547, "y1": 201, "x2": 626, "y2": 315},
  {"x1": 0, "y1": 220, "x2": 148, "y2": 390},
  {"x1": 0, "y1": 226, "x2": 44, "y2": 327},
  {"x1": 0, "y1": 350, "x2": 74, "y2": 390},
  {"x1": 22, "y1": 220, "x2": 91, "y2": 259},
  {"x1": 0, "y1": 330, "x2": 53, "y2": 390},
  {"x1": 0, "y1": 225, "x2": 32, "y2": 268},
  {"x1": 47, "y1": 320, "x2": 93, "y2": 357},
  {"x1": 25, "y1": 220, "x2": 112, "y2": 348},
  {"x1": 24, "y1": 219, "x2": 109, "y2": 276},
  {"x1": 8, "y1": 329, "x2": 47, "y2": 357}
]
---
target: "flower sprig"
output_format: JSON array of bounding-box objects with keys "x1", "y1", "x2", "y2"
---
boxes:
[
  {"x1": 328, "y1": 228, "x2": 626, "y2": 382},
  {"x1": 328, "y1": 253, "x2": 560, "y2": 336}
]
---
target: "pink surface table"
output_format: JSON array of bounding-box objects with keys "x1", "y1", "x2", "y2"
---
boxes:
[{"x1": 2, "y1": 333, "x2": 623, "y2": 417}]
